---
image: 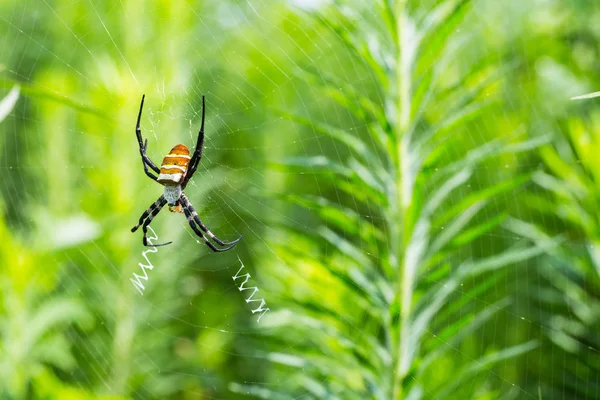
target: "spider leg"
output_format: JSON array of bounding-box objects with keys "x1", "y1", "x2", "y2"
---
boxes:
[
  {"x1": 182, "y1": 206, "x2": 235, "y2": 252},
  {"x1": 136, "y1": 94, "x2": 161, "y2": 180},
  {"x1": 131, "y1": 196, "x2": 173, "y2": 247},
  {"x1": 131, "y1": 196, "x2": 164, "y2": 232},
  {"x1": 180, "y1": 193, "x2": 242, "y2": 248},
  {"x1": 140, "y1": 138, "x2": 159, "y2": 181},
  {"x1": 182, "y1": 95, "x2": 205, "y2": 189}
]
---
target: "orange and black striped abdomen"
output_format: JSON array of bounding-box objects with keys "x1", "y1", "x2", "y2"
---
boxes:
[{"x1": 157, "y1": 144, "x2": 191, "y2": 185}]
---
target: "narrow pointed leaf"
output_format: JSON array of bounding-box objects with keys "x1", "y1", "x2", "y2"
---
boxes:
[{"x1": 0, "y1": 85, "x2": 19, "y2": 122}]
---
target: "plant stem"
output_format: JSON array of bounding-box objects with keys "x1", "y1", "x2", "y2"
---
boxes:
[
  {"x1": 392, "y1": 0, "x2": 416, "y2": 398},
  {"x1": 111, "y1": 282, "x2": 135, "y2": 393}
]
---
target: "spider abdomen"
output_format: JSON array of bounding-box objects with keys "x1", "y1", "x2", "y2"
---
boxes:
[{"x1": 157, "y1": 144, "x2": 191, "y2": 185}]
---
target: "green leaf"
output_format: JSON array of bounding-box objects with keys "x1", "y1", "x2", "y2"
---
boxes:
[
  {"x1": 0, "y1": 78, "x2": 112, "y2": 121},
  {"x1": 415, "y1": 0, "x2": 471, "y2": 78},
  {"x1": 419, "y1": 298, "x2": 511, "y2": 374},
  {"x1": 403, "y1": 275, "x2": 460, "y2": 370},
  {"x1": 502, "y1": 218, "x2": 564, "y2": 257},
  {"x1": 435, "y1": 340, "x2": 539, "y2": 399},
  {"x1": 318, "y1": 226, "x2": 389, "y2": 305},
  {"x1": 434, "y1": 174, "x2": 530, "y2": 226},
  {"x1": 292, "y1": 66, "x2": 389, "y2": 134},
  {"x1": 459, "y1": 245, "x2": 545, "y2": 278},
  {"x1": 424, "y1": 168, "x2": 472, "y2": 215},
  {"x1": 27, "y1": 298, "x2": 92, "y2": 348},
  {"x1": 31, "y1": 334, "x2": 76, "y2": 371},
  {"x1": 429, "y1": 200, "x2": 487, "y2": 254},
  {"x1": 311, "y1": 6, "x2": 389, "y2": 88},
  {"x1": 276, "y1": 155, "x2": 386, "y2": 195},
  {"x1": 229, "y1": 382, "x2": 294, "y2": 399},
  {"x1": 284, "y1": 194, "x2": 386, "y2": 246},
  {"x1": 0, "y1": 85, "x2": 19, "y2": 122},
  {"x1": 451, "y1": 212, "x2": 507, "y2": 246},
  {"x1": 417, "y1": 98, "x2": 497, "y2": 152},
  {"x1": 538, "y1": 144, "x2": 589, "y2": 192},
  {"x1": 281, "y1": 110, "x2": 380, "y2": 163},
  {"x1": 263, "y1": 310, "x2": 384, "y2": 375}
]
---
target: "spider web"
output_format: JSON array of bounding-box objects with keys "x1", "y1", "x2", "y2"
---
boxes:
[{"x1": 0, "y1": 0, "x2": 596, "y2": 399}]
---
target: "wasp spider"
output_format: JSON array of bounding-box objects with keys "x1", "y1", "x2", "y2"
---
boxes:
[{"x1": 131, "y1": 95, "x2": 241, "y2": 252}]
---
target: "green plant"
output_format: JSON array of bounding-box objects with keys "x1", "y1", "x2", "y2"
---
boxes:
[
  {"x1": 0, "y1": 85, "x2": 93, "y2": 399},
  {"x1": 513, "y1": 111, "x2": 600, "y2": 399},
  {"x1": 234, "y1": 1, "x2": 548, "y2": 398}
]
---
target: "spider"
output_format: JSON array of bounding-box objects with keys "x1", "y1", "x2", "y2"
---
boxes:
[{"x1": 131, "y1": 94, "x2": 241, "y2": 252}]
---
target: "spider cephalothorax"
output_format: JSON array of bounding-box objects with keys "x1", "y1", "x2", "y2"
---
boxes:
[{"x1": 131, "y1": 95, "x2": 241, "y2": 252}]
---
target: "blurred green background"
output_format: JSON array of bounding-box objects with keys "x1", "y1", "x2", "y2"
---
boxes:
[{"x1": 1, "y1": 0, "x2": 600, "y2": 399}]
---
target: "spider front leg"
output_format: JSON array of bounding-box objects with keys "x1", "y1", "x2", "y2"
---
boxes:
[
  {"x1": 181, "y1": 95, "x2": 206, "y2": 189},
  {"x1": 136, "y1": 94, "x2": 161, "y2": 181},
  {"x1": 131, "y1": 196, "x2": 173, "y2": 247}
]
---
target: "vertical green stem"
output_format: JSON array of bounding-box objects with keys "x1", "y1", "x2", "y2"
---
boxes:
[
  {"x1": 392, "y1": 0, "x2": 415, "y2": 398},
  {"x1": 111, "y1": 290, "x2": 134, "y2": 393}
]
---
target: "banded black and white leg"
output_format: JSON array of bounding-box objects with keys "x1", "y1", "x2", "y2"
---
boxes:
[
  {"x1": 131, "y1": 196, "x2": 173, "y2": 247},
  {"x1": 179, "y1": 193, "x2": 241, "y2": 252},
  {"x1": 181, "y1": 96, "x2": 206, "y2": 189},
  {"x1": 136, "y1": 94, "x2": 161, "y2": 181}
]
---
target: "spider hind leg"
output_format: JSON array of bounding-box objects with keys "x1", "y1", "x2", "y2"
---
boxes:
[
  {"x1": 132, "y1": 196, "x2": 173, "y2": 247},
  {"x1": 180, "y1": 195, "x2": 241, "y2": 252}
]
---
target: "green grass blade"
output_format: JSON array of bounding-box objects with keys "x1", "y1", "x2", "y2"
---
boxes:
[
  {"x1": 459, "y1": 245, "x2": 545, "y2": 278},
  {"x1": 435, "y1": 340, "x2": 539, "y2": 399},
  {"x1": 0, "y1": 85, "x2": 19, "y2": 122}
]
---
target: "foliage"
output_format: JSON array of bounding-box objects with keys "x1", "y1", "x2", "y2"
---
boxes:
[
  {"x1": 232, "y1": 0, "x2": 549, "y2": 398},
  {"x1": 0, "y1": 0, "x2": 599, "y2": 399},
  {"x1": 511, "y1": 110, "x2": 600, "y2": 399}
]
